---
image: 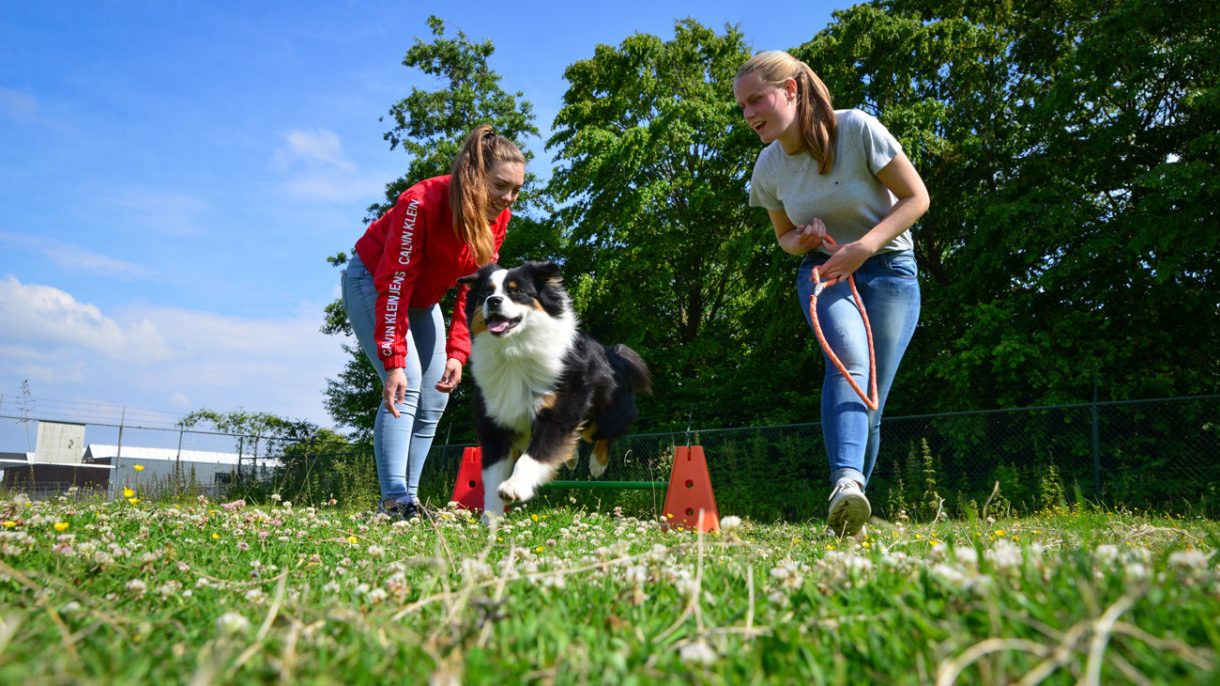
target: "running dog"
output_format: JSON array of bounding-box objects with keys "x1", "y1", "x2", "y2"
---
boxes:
[{"x1": 458, "y1": 261, "x2": 651, "y2": 516}]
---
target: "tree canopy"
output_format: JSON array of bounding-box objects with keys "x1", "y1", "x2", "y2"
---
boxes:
[{"x1": 324, "y1": 1, "x2": 1218, "y2": 441}]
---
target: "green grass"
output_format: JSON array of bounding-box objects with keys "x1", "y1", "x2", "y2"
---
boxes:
[{"x1": 1, "y1": 493, "x2": 1218, "y2": 685}]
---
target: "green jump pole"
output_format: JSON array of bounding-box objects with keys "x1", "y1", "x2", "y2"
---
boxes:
[{"x1": 543, "y1": 480, "x2": 666, "y2": 491}]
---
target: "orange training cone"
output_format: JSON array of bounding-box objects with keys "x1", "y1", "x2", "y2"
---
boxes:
[
  {"x1": 451, "y1": 446, "x2": 486, "y2": 511},
  {"x1": 662, "y1": 445, "x2": 720, "y2": 532}
]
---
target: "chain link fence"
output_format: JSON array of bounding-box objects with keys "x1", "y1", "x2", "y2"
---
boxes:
[{"x1": 2, "y1": 395, "x2": 1216, "y2": 518}]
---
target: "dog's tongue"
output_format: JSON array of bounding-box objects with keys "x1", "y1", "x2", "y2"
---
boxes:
[{"x1": 488, "y1": 319, "x2": 511, "y2": 334}]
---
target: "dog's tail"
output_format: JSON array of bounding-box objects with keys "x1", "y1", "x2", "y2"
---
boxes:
[{"x1": 608, "y1": 344, "x2": 652, "y2": 396}]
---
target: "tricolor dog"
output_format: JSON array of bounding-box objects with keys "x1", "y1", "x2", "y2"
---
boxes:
[{"x1": 458, "y1": 261, "x2": 651, "y2": 517}]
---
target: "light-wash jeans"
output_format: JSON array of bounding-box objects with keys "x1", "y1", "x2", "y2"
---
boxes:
[
  {"x1": 797, "y1": 249, "x2": 921, "y2": 490},
  {"x1": 341, "y1": 253, "x2": 449, "y2": 504}
]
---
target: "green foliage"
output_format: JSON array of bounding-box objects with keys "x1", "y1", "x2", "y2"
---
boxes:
[
  {"x1": 799, "y1": 0, "x2": 1220, "y2": 410},
  {"x1": 546, "y1": 20, "x2": 795, "y2": 430},
  {"x1": 1037, "y1": 461, "x2": 1068, "y2": 512},
  {"x1": 376, "y1": 15, "x2": 542, "y2": 218},
  {"x1": 321, "y1": 15, "x2": 546, "y2": 442}
]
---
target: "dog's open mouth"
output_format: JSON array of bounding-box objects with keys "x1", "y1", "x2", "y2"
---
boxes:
[{"x1": 486, "y1": 314, "x2": 522, "y2": 336}]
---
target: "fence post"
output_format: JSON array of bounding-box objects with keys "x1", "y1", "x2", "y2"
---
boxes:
[{"x1": 1091, "y1": 370, "x2": 1101, "y2": 501}]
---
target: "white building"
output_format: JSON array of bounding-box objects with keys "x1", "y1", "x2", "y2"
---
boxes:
[{"x1": 83, "y1": 444, "x2": 281, "y2": 498}]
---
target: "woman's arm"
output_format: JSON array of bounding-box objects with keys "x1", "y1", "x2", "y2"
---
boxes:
[{"x1": 815, "y1": 152, "x2": 929, "y2": 287}]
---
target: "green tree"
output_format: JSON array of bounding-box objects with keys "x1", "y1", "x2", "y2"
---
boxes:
[
  {"x1": 797, "y1": 0, "x2": 1219, "y2": 412},
  {"x1": 323, "y1": 16, "x2": 546, "y2": 443},
  {"x1": 547, "y1": 19, "x2": 792, "y2": 429},
  {"x1": 177, "y1": 409, "x2": 320, "y2": 481}
]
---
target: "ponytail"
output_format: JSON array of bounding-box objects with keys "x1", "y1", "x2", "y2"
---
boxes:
[
  {"x1": 450, "y1": 125, "x2": 526, "y2": 264},
  {"x1": 736, "y1": 51, "x2": 837, "y2": 174}
]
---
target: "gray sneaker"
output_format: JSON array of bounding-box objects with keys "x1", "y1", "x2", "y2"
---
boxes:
[{"x1": 827, "y1": 479, "x2": 870, "y2": 538}]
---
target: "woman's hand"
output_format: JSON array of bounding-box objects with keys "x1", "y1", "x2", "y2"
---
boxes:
[
  {"x1": 791, "y1": 217, "x2": 829, "y2": 253},
  {"x1": 435, "y1": 358, "x2": 463, "y2": 393},
  {"x1": 816, "y1": 239, "x2": 873, "y2": 288},
  {"x1": 383, "y1": 368, "x2": 408, "y2": 418}
]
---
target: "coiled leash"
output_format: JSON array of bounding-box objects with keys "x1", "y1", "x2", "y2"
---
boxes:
[{"x1": 807, "y1": 234, "x2": 879, "y2": 411}]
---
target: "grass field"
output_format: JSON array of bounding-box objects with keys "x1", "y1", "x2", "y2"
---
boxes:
[{"x1": 1, "y1": 492, "x2": 1217, "y2": 685}]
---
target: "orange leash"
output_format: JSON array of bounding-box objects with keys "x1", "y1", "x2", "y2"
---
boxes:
[{"x1": 808, "y1": 235, "x2": 879, "y2": 411}]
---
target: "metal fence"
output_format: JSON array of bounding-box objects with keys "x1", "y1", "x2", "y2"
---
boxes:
[{"x1": 2, "y1": 395, "x2": 1217, "y2": 517}]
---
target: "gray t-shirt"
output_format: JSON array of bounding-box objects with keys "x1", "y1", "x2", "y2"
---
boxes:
[{"x1": 748, "y1": 109, "x2": 912, "y2": 254}]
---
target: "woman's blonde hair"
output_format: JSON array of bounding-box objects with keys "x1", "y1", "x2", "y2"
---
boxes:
[
  {"x1": 450, "y1": 124, "x2": 525, "y2": 265},
  {"x1": 736, "y1": 50, "x2": 837, "y2": 174}
]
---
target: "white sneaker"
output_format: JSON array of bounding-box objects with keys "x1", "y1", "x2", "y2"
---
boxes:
[{"x1": 827, "y1": 479, "x2": 871, "y2": 538}]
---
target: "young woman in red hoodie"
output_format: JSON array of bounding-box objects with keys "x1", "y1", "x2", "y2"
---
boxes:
[{"x1": 342, "y1": 125, "x2": 526, "y2": 520}]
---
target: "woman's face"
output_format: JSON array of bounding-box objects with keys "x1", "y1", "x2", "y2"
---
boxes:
[
  {"x1": 485, "y1": 160, "x2": 525, "y2": 220},
  {"x1": 734, "y1": 71, "x2": 798, "y2": 149}
]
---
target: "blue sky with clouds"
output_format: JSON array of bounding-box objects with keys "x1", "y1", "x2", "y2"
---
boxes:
[{"x1": 0, "y1": 0, "x2": 847, "y2": 429}]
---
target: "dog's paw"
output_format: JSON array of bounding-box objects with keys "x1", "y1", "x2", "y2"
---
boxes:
[
  {"x1": 588, "y1": 455, "x2": 608, "y2": 478},
  {"x1": 497, "y1": 478, "x2": 536, "y2": 503},
  {"x1": 498, "y1": 454, "x2": 551, "y2": 503}
]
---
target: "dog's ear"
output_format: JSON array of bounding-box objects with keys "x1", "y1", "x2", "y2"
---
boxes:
[
  {"x1": 528, "y1": 260, "x2": 563, "y2": 286},
  {"x1": 459, "y1": 264, "x2": 495, "y2": 286}
]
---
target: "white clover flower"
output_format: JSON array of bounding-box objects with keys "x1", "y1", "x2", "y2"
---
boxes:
[
  {"x1": 126, "y1": 578, "x2": 147, "y2": 595},
  {"x1": 1094, "y1": 544, "x2": 1120, "y2": 565},
  {"x1": 679, "y1": 640, "x2": 718, "y2": 666},
  {"x1": 720, "y1": 516, "x2": 742, "y2": 533},
  {"x1": 1168, "y1": 549, "x2": 1210, "y2": 576},
  {"x1": 930, "y1": 563, "x2": 969, "y2": 589},
  {"x1": 461, "y1": 558, "x2": 493, "y2": 579},
  {"x1": 675, "y1": 576, "x2": 699, "y2": 599},
  {"x1": 366, "y1": 588, "x2": 388, "y2": 604},
  {"x1": 367, "y1": 544, "x2": 385, "y2": 559},
  {"x1": 985, "y1": 540, "x2": 1022, "y2": 573},
  {"x1": 1124, "y1": 561, "x2": 1149, "y2": 582},
  {"x1": 216, "y1": 612, "x2": 251, "y2": 636},
  {"x1": 245, "y1": 588, "x2": 266, "y2": 604},
  {"x1": 953, "y1": 546, "x2": 979, "y2": 568},
  {"x1": 624, "y1": 565, "x2": 648, "y2": 586}
]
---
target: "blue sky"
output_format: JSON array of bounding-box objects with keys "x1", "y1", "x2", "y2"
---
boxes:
[{"x1": 0, "y1": 0, "x2": 848, "y2": 430}]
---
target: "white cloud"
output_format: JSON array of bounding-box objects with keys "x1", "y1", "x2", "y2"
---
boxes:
[
  {"x1": 274, "y1": 128, "x2": 356, "y2": 172},
  {"x1": 271, "y1": 127, "x2": 390, "y2": 203},
  {"x1": 0, "y1": 231, "x2": 150, "y2": 280},
  {"x1": 0, "y1": 276, "x2": 167, "y2": 361},
  {"x1": 0, "y1": 277, "x2": 348, "y2": 427}
]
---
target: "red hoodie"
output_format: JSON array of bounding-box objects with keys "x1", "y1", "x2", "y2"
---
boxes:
[{"x1": 354, "y1": 175, "x2": 509, "y2": 371}]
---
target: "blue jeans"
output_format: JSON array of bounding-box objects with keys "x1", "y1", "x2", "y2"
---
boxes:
[
  {"x1": 342, "y1": 253, "x2": 450, "y2": 504},
  {"x1": 797, "y1": 250, "x2": 920, "y2": 489}
]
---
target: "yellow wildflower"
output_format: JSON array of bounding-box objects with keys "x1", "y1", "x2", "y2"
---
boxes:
[
  {"x1": 211, "y1": 532, "x2": 220, "y2": 540},
  {"x1": 54, "y1": 522, "x2": 69, "y2": 532},
  {"x1": 133, "y1": 464, "x2": 145, "y2": 472},
  {"x1": 347, "y1": 536, "x2": 359, "y2": 544},
  {"x1": 123, "y1": 487, "x2": 135, "y2": 498},
  {"x1": 2, "y1": 520, "x2": 16, "y2": 529},
  {"x1": 128, "y1": 497, "x2": 141, "y2": 506}
]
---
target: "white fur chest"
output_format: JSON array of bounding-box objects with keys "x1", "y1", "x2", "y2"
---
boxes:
[{"x1": 470, "y1": 312, "x2": 577, "y2": 433}]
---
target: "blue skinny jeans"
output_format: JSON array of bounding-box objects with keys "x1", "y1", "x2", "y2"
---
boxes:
[
  {"x1": 342, "y1": 253, "x2": 450, "y2": 505},
  {"x1": 797, "y1": 249, "x2": 920, "y2": 490}
]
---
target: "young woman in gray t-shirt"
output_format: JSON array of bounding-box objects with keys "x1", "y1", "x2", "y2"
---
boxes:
[{"x1": 734, "y1": 50, "x2": 930, "y2": 539}]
